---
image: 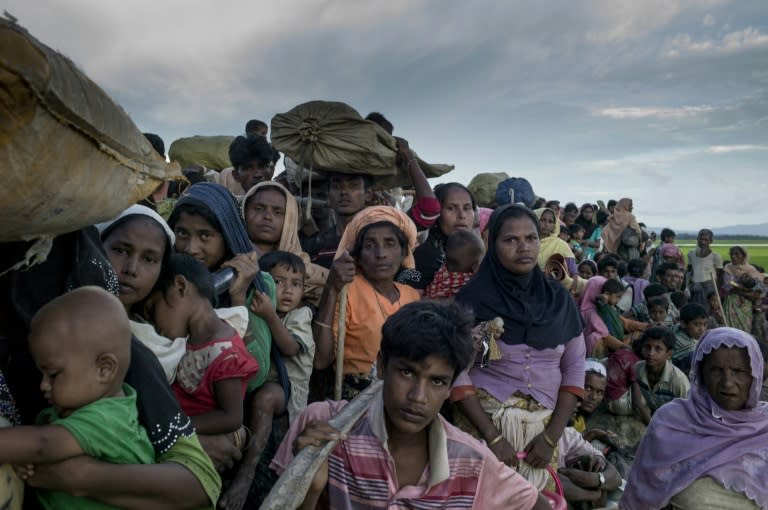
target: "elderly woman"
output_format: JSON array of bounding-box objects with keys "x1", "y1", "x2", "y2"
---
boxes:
[
  {"x1": 313, "y1": 206, "x2": 420, "y2": 398},
  {"x1": 722, "y1": 246, "x2": 766, "y2": 342},
  {"x1": 621, "y1": 327, "x2": 768, "y2": 509},
  {"x1": 452, "y1": 205, "x2": 586, "y2": 490}
]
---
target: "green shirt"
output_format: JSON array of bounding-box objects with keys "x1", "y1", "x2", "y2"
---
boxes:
[
  {"x1": 36, "y1": 384, "x2": 154, "y2": 510},
  {"x1": 245, "y1": 272, "x2": 277, "y2": 391}
]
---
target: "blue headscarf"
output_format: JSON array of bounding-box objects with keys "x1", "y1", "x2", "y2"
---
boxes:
[{"x1": 173, "y1": 182, "x2": 266, "y2": 292}]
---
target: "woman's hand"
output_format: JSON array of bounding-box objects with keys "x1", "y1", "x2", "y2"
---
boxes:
[
  {"x1": 523, "y1": 433, "x2": 555, "y2": 469},
  {"x1": 222, "y1": 252, "x2": 260, "y2": 306},
  {"x1": 328, "y1": 251, "x2": 355, "y2": 293},
  {"x1": 488, "y1": 437, "x2": 519, "y2": 468}
]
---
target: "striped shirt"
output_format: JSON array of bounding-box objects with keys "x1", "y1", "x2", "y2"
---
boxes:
[{"x1": 271, "y1": 392, "x2": 539, "y2": 509}]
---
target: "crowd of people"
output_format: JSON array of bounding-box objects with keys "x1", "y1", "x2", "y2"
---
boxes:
[{"x1": 0, "y1": 115, "x2": 766, "y2": 510}]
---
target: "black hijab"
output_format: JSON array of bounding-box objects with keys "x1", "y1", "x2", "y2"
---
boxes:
[{"x1": 455, "y1": 205, "x2": 583, "y2": 349}]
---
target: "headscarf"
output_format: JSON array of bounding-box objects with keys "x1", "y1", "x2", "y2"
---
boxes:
[
  {"x1": 172, "y1": 182, "x2": 267, "y2": 293},
  {"x1": 534, "y1": 208, "x2": 575, "y2": 270},
  {"x1": 242, "y1": 181, "x2": 328, "y2": 304},
  {"x1": 96, "y1": 204, "x2": 176, "y2": 246},
  {"x1": 621, "y1": 327, "x2": 768, "y2": 510},
  {"x1": 601, "y1": 197, "x2": 640, "y2": 254},
  {"x1": 584, "y1": 358, "x2": 607, "y2": 377},
  {"x1": 725, "y1": 246, "x2": 765, "y2": 282},
  {"x1": 455, "y1": 205, "x2": 583, "y2": 349},
  {"x1": 476, "y1": 207, "x2": 493, "y2": 233},
  {"x1": 575, "y1": 203, "x2": 597, "y2": 238},
  {"x1": 334, "y1": 206, "x2": 418, "y2": 269}
]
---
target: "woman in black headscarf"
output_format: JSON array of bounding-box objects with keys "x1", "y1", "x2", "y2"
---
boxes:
[{"x1": 453, "y1": 205, "x2": 586, "y2": 490}]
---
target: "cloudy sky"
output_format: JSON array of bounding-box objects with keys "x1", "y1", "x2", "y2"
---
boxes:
[{"x1": 7, "y1": 1, "x2": 767, "y2": 231}]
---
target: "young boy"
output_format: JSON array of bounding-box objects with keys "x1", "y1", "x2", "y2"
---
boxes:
[
  {"x1": 5, "y1": 287, "x2": 154, "y2": 509},
  {"x1": 633, "y1": 327, "x2": 690, "y2": 425},
  {"x1": 671, "y1": 303, "x2": 708, "y2": 372},
  {"x1": 271, "y1": 301, "x2": 550, "y2": 510},
  {"x1": 648, "y1": 296, "x2": 672, "y2": 326},
  {"x1": 425, "y1": 230, "x2": 485, "y2": 299},
  {"x1": 687, "y1": 229, "x2": 723, "y2": 310},
  {"x1": 569, "y1": 224, "x2": 586, "y2": 261},
  {"x1": 259, "y1": 251, "x2": 315, "y2": 420}
]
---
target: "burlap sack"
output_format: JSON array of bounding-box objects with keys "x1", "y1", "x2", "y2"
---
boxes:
[
  {"x1": 168, "y1": 135, "x2": 234, "y2": 170},
  {"x1": 0, "y1": 18, "x2": 179, "y2": 243}
]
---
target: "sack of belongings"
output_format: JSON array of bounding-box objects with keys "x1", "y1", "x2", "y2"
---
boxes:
[
  {"x1": 168, "y1": 135, "x2": 234, "y2": 170},
  {"x1": 467, "y1": 172, "x2": 509, "y2": 208},
  {"x1": 0, "y1": 17, "x2": 179, "y2": 245},
  {"x1": 271, "y1": 100, "x2": 453, "y2": 190}
]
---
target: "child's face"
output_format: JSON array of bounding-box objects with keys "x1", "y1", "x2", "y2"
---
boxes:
[
  {"x1": 572, "y1": 230, "x2": 584, "y2": 241},
  {"x1": 446, "y1": 246, "x2": 482, "y2": 273},
  {"x1": 379, "y1": 354, "x2": 453, "y2": 437},
  {"x1": 579, "y1": 265, "x2": 595, "y2": 280},
  {"x1": 604, "y1": 292, "x2": 622, "y2": 307},
  {"x1": 708, "y1": 294, "x2": 721, "y2": 313},
  {"x1": 649, "y1": 305, "x2": 668, "y2": 324},
  {"x1": 682, "y1": 317, "x2": 708, "y2": 340},
  {"x1": 173, "y1": 212, "x2": 227, "y2": 270},
  {"x1": 244, "y1": 188, "x2": 287, "y2": 246},
  {"x1": 697, "y1": 234, "x2": 712, "y2": 250},
  {"x1": 641, "y1": 338, "x2": 671, "y2": 371},
  {"x1": 599, "y1": 266, "x2": 617, "y2": 280},
  {"x1": 271, "y1": 264, "x2": 304, "y2": 314},
  {"x1": 29, "y1": 329, "x2": 107, "y2": 418},
  {"x1": 558, "y1": 230, "x2": 570, "y2": 242},
  {"x1": 148, "y1": 283, "x2": 191, "y2": 340}
]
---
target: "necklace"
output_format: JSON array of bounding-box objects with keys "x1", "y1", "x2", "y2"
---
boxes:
[{"x1": 369, "y1": 280, "x2": 400, "y2": 320}]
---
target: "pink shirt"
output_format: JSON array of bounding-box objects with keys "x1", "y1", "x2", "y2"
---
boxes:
[{"x1": 271, "y1": 393, "x2": 539, "y2": 510}]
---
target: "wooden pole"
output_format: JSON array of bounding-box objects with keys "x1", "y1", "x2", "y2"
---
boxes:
[
  {"x1": 259, "y1": 380, "x2": 383, "y2": 510},
  {"x1": 334, "y1": 286, "x2": 348, "y2": 400},
  {"x1": 711, "y1": 273, "x2": 729, "y2": 328}
]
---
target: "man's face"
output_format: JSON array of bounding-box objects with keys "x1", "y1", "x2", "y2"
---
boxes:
[
  {"x1": 328, "y1": 175, "x2": 369, "y2": 217},
  {"x1": 380, "y1": 354, "x2": 453, "y2": 437},
  {"x1": 234, "y1": 159, "x2": 275, "y2": 192},
  {"x1": 581, "y1": 373, "x2": 607, "y2": 414},
  {"x1": 662, "y1": 269, "x2": 683, "y2": 291}
]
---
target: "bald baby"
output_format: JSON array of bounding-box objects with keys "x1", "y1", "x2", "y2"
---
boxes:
[{"x1": 29, "y1": 286, "x2": 132, "y2": 417}]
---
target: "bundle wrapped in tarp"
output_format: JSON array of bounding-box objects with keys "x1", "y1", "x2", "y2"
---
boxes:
[
  {"x1": 271, "y1": 100, "x2": 453, "y2": 190},
  {"x1": 0, "y1": 17, "x2": 179, "y2": 245},
  {"x1": 168, "y1": 135, "x2": 234, "y2": 170},
  {"x1": 467, "y1": 172, "x2": 509, "y2": 208}
]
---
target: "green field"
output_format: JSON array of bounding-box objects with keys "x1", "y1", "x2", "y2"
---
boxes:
[{"x1": 677, "y1": 240, "x2": 768, "y2": 271}]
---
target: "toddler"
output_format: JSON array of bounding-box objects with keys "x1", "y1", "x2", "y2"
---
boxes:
[
  {"x1": 151, "y1": 254, "x2": 259, "y2": 435},
  {"x1": 426, "y1": 230, "x2": 485, "y2": 299},
  {"x1": 7, "y1": 287, "x2": 154, "y2": 509},
  {"x1": 569, "y1": 224, "x2": 586, "y2": 261}
]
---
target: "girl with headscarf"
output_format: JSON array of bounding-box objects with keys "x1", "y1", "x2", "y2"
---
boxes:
[
  {"x1": 534, "y1": 208, "x2": 577, "y2": 276},
  {"x1": 601, "y1": 198, "x2": 641, "y2": 259},
  {"x1": 453, "y1": 205, "x2": 585, "y2": 490},
  {"x1": 313, "y1": 206, "x2": 420, "y2": 399},
  {"x1": 722, "y1": 246, "x2": 767, "y2": 342},
  {"x1": 241, "y1": 181, "x2": 328, "y2": 305},
  {"x1": 575, "y1": 203, "x2": 598, "y2": 239},
  {"x1": 621, "y1": 327, "x2": 768, "y2": 510}
]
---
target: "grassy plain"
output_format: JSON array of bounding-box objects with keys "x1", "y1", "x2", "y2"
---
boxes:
[{"x1": 677, "y1": 240, "x2": 768, "y2": 270}]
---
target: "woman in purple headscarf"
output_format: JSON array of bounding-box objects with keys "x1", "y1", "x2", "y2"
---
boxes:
[{"x1": 620, "y1": 327, "x2": 768, "y2": 510}]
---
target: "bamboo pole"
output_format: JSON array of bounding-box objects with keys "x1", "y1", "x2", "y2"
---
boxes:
[
  {"x1": 334, "y1": 286, "x2": 349, "y2": 400},
  {"x1": 711, "y1": 273, "x2": 729, "y2": 328},
  {"x1": 259, "y1": 380, "x2": 383, "y2": 510}
]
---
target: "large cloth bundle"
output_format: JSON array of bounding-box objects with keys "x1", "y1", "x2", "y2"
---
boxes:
[
  {"x1": 468, "y1": 172, "x2": 509, "y2": 207},
  {"x1": 272, "y1": 100, "x2": 453, "y2": 189},
  {"x1": 168, "y1": 135, "x2": 234, "y2": 170},
  {"x1": 0, "y1": 18, "x2": 179, "y2": 244}
]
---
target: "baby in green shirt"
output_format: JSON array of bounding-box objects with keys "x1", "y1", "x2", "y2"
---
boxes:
[{"x1": 6, "y1": 286, "x2": 154, "y2": 510}]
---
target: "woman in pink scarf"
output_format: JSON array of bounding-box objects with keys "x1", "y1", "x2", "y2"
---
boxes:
[{"x1": 620, "y1": 327, "x2": 768, "y2": 510}]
